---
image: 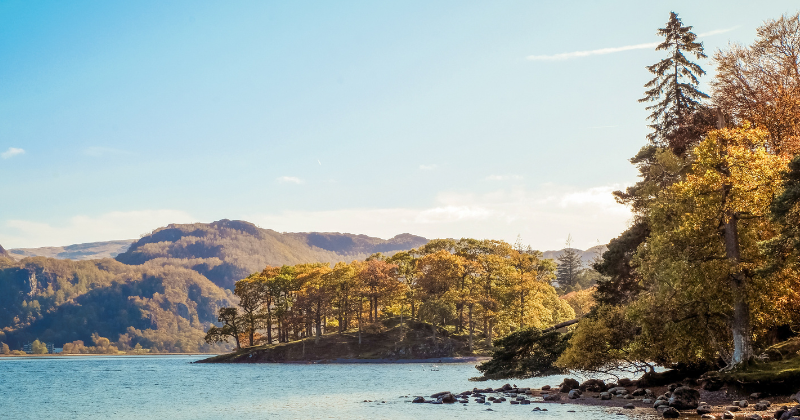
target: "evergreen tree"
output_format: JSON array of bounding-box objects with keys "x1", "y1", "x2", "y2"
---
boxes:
[
  {"x1": 556, "y1": 235, "x2": 582, "y2": 291},
  {"x1": 640, "y1": 12, "x2": 709, "y2": 155}
]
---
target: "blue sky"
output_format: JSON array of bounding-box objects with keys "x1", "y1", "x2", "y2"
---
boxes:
[{"x1": 1, "y1": 0, "x2": 797, "y2": 250}]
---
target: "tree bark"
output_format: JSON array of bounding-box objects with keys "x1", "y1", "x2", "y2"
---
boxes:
[{"x1": 723, "y1": 211, "x2": 753, "y2": 366}]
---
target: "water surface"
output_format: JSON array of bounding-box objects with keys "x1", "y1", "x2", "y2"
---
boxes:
[{"x1": 1, "y1": 355, "x2": 637, "y2": 419}]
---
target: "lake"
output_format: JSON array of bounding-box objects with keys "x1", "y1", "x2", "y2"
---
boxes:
[{"x1": 1, "y1": 355, "x2": 638, "y2": 419}]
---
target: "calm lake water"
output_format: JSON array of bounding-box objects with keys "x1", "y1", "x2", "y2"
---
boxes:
[{"x1": 0, "y1": 355, "x2": 641, "y2": 419}]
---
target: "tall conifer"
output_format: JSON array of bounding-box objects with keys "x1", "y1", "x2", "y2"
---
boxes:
[{"x1": 640, "y1": 12, "x2": 709, "y2": 151}]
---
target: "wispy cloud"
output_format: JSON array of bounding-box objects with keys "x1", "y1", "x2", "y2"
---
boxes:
[
  {"x1": 419, "y1": 164, "x2": 438, "y2": 171},
  {"x1": 1, "y1": 147, "x2": 25, "y2": 159},
  {"x1": 486, "y1": 174, "x2": 523, "y2": 181},
  {"x1": 527, "y1": 27, "x2": 740, "y2": 61},
  {"x1": 83, "y1": 147, "x2": 132, "y2": 157},
  {"x1": 527, "y1": 42, "x2": 659, "y2": 61},
  {"x1": 277, "y1": 176, "x2": 303, "y2": 184}
]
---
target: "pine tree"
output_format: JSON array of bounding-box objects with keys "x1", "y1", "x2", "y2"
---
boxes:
[
  {"x1": 556, "y1": 235, "x2": 582, "y2": 291},
  {"x1": 640, "y1": 12, "x2": 709, "y2": 154}
]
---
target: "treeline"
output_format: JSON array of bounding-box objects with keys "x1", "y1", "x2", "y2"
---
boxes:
[
  {"x1": 205, "y1": 238, "x2": 576, "y2": 351},
  {"x1": 483, "y1": 12, "x2": 800, "y2": 379}
]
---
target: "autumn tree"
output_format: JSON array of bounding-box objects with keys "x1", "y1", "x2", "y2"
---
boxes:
[
  {"x1": 713, "y1": 13, "x2": 800, "y2": 154},
  {"x1": 31, "y1": 339, "x2": 48, "y2": 354},
  {"x1": 205, "y1": 307, "x2": 245, "y2": 350}
]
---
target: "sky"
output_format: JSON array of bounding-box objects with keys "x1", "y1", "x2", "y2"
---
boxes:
[{"x1": 1, "y1": 0, "x2": 798, "y2": 251}]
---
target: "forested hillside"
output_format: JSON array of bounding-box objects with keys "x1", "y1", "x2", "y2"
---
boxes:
[{"x1": 116, "y1": 219, "x2": 428, "y2": 289}]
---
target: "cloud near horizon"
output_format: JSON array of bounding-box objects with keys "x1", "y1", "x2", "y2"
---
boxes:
[
  {"x1": 527, "y1": 27, "x2": 739, "y2": 61},
  {"x1": 277, "y1": 176, "x2": 303, "y2": 184},
  {"x1": 0, "y1": 210, "x2": 196, "y2": 249},
  {"x1": 1, "y1": 147, "x2": 25, "y2": 159}
]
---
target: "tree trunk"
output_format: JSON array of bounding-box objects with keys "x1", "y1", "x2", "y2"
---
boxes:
[
  {"x1": 487, "y1": 319, "x2": 493, "y2": 348},
  {"x1": 266, "y1": 306, "x2": 273, "y2": 344},
  {"x1": 315, "y1": 304, "x2": 322, "y2": 344},
  {"x1": 723, "y1": 211, "x2": 753, "y2": 366},
  {"x1": 468, "y1": 304, "x2": 474, "y2": 353}
]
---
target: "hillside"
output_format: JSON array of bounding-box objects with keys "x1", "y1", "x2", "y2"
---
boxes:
[
  {"x1": 199, "y1": 317, "x2": 490, "y2": 363},
  {"x1": 542, "y1": 244, "x2": 607, "y2": 266},
  {"x1": 0, "y1": 244, "x2": 9, "y2": 259},
  {"x1": 9, "y1": 240, "x2": 135, "y2": 260},
  {"x1": 116, "y1": 219, "x2": 429, "y2": 289},
  {"x1": 0, "y1": 256, "x2": 236, "y2": 352}
]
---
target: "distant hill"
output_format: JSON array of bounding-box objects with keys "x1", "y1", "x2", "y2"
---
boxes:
[
  {"x1": 0, "y1": 244, "x2": 9, "y2": 259},
  {"x1": 9, "y1": 240, "x2": 135, "y2": 260},
  {"x1": 116, "y1": 219, "x2": 429, "y2": 289},
  {"x1": 542, "y1": 244, "x2": 607, "y2": 267}
]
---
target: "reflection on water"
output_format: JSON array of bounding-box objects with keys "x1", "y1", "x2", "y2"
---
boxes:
[{"x1": 1, "y1": 356, "x2": 640, "y2": 419}]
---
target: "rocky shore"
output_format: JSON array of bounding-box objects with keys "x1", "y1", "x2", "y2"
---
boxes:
[{"x1": 410, "y1": 377, "x2": 800, "y2": 419}]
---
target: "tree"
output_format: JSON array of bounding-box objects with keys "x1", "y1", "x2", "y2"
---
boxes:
[
  {"x1": 477, "y1": 327, "x2": 571, "y2": 379},
  {"x1": 556, "y1": 236, "x2": 582, "y2": 291},
  {"x1": 205, "y1": 307, "x2": 245, "y2": 350},
  {"x1": 637, "y1": 128, "x2": 788, "y2": 367},
  {"x1": 234, "y1": 275, "x2": 269, "y2": 347},
  {"x1": 31, "y1": 339, "x2": 48, "y2": 354},
  {"x1": 640, "y1": 11, "x2": 709, "y2": 155},
  {"x1": 1, "y1": 342, "x2": 9, "y2": 354},
  {"x1": 713, "y1": 13, "x2": 800, "y2": 155}
]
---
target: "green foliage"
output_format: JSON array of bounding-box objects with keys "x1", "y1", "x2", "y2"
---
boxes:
[
  {"x1": 556, "y1": 237, "x2": 583, "y2": 291},
  {"x1": 476, "y1": 327, "x2": 571, "y2": 379},
  {"x1": 31, "y1": 339, "x2": 48, "y2": 354}
]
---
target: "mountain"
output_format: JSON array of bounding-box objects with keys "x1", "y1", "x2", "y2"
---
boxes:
[
  {"x1": 116, "y1": 219, "x2": 429, "y2": 289},
  {"x1": 0, "y1": 244, "x2": 9, "y2": 259},
  {"x1": 542, "y1": 244, "x2": 607, "y2": 267},
  {"x1": 9, "y1": 240, "x2": 136, "y2": 260}
]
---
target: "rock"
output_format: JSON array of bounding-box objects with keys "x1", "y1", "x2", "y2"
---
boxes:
[
  {"x1": 758, "y1": 400, "x2": 771, "y2": 407},
  {"x1": 624, "y1": 395, "x2": 633, "y2": 399},
  {"x1": 662, "y1": 407, "x2": 680, "y2": 418},
  {"x1": 559, "y1": 378, "x2": 580, "y2": 393},
  {"x1": 780, "y1": 407, "x2": 800, "y2": 420},
  {"x1": 724, "y1": 406, "x2": 740, "y2": 412},
  {"x1": 632, "y1": 388, "x2": 646, "y2": 396},
  {"x1": 792, "y1": 392, "x2": 800, "y2": 403},
  {"x1": 745, "y1": 415, "x2": 762, "y2": 420},
  {"x1": 700, "y1": 415, "x2": 716, "y2": 420},
  {"x1": 541, "y1": 385, "x2": 551, "y2": 391},
  {"x1": 430, "y1": 391, "x2": 451, "y2": 399},
  {"x1": 751, "y1": 392, "x2": 765, "y2": 399},
  {"x1": 568, "y1": 389, "x2": 582, "y2": 399},
  {"x1": 702, "y1": 378, "x2": 725, "y2": 391},
  {"x1": 739, "y1": 400, "x2": 749, "y2": 408},
  {"x1": 618, "y1": 378, "x2": 634, "y2": 387},
  {"x1": 543, "y1": 394, "x2": 561, "y2": 401},
  {"x1": 521, "y1": 400, "x2": 530, "y2": 404},
  {"x1": 501, "y1": 383, "x2": 513, "y2": 391},
  {"x1": 654, "y1": 399, "x2": 666, "y2": 409},
  {"x1": 643, "y1": 399, "x2": 653, "y2": 404},
  {"x1": 722, "y1": 411, "x2": 735, "y2": 419},
  {"x1": 510, "y1": 401, "x2": 519, "y2": 405},
  {"x1": 668, "y1": 384, "x2": 679, "y2": 392},
  {"x1": 624, "y1": 403, "x2": 635, "y2": 409},
  {"x1": 580, "y1": 379, "x2": 607, "y2": 392},
  {"x1": 439, "y1": 393, "x2": 457, "y2": 404},
  {"x1": 600, "y1": 392, "x2": 611, "y2": 401},
  {"x1": 668, "y1": 387, "x2": 700, "y2": 410},
  {"x1": 645, "y1": 389, "x2": 655, "y2": 397},
  {"x1": 698, "y1": 404, "x2": 713, "y2": 414},
  {"x1": 754, "y1": 403, "x2": 770, "y2": 411},
  {"x1": 412, "y1": 396, "x2": 425, "y2": 403}
]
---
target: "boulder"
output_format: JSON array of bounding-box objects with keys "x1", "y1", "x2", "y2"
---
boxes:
[
  {"x1": 543, "y1": 394, "x2": 561, "y2": 401},
  {"x1": 754, "y1": 403, "x2": 770, "y2": 411},
  {"x1": 738, "y1": 400, "x2": 750, "y2": 408},
  {"x1": 579, "y1": 379, "x2": 607, "y2": 392},
  {"x1": 662, "y1": 407, "x2": 680, "y2": 418},
  {"x1": 559, "y1": 378, "x2": 580, "y2": 393},
  {"x1": 751, "y1": 392, "x2": 764, "y2": 399},
  {"x1": 600, "y1": 392, "x2": 611, "y2": 401},
  {"x1": 792, "y1": 392, "x2": 800, "y2": 404},
  {"x1": 521, "y1": 400, "x2": 530, "y2": 405},
  {"x1": 541, "y1": 385, "x2": 551, "y2": 391},
  {"x1": 724, "y1": 406, "x2": 740, "y2": 412},
  {"x1": 439, "y1": 393, "x2": 457, "y2": 404},
  {"x1": 758, "y1": 400, "x2": 771, "y2": 407},
  {"x1": 412, "y1": 396, "x2": 425, "y2": 403},
  {"x1": 624, "y1": 403, "x2": 635, "y2": 409},
  {"x1": 668, "y1": 384, "x2": 679, "y2": 392},
  {"x1": 632, "y1": 388, "x2": 646, "y2": 396},
  {"x1": 430, "y1": 391, "x2": 451, "y2": 399},
  {"x1": 568, "y1": 389, "x2": 581, "y2": 399},
  {"x1": 698, "y1": 404, "x2": 713, "y2": 414},
  {"x1": 500, "y1": 383, "x2": 513, "y2": 391},
  {"x1": 700, "y1": 415, "x2": 716, "y2": 419},
  {"x1": 780, "y1": 407, "x2": 800, "y2": 420},
  {"x1": 668, "y1": 387, "x2": 700, "y2": 410},
  {"x1": 745, "y1": 415, "x2": 762, "y2": 420},
  {"x1": 722, "y1": 411, "x2": 735, "y2": 419},
  {"x1": 643, "y1": 399, "x2": 653, "y2": 404}
]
